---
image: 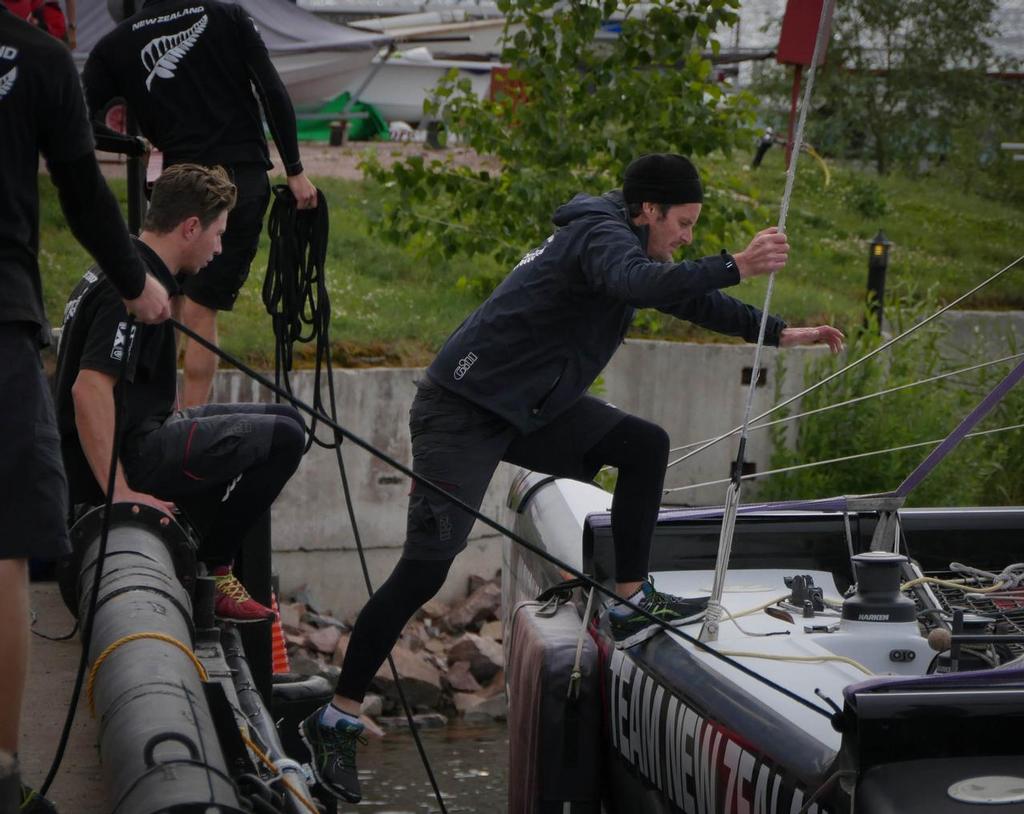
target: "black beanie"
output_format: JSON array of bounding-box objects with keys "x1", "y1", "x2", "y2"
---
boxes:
[{"x1": 622, "y1": 153, "x2": 703, "y2": 206}]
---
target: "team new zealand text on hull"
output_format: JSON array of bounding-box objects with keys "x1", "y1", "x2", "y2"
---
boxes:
[{"x1": 606, "y1": 647, "x2": 827, "y2": 814}]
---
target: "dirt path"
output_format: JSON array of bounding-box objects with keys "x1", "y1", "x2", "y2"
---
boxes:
[{"x1": 98, "y1": 140, "x2": 495, "y2": 181}]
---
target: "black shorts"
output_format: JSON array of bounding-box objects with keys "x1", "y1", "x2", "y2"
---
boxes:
[
  {"x1": 0, "y1": 324, "x2": 71, "y2": 560},
  {"x1": 404, "y1": 380, "x2": 625, "y2": 560},
  {"x1": 180, "y1": 164, "x2": 271, "y2": 312},
  {"x1": 123, "y1": 402, "x2": 288, "y2": 498}
]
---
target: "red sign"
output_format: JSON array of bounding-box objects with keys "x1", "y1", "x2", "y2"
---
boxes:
[{"x1": 777, "y1": 0, "x2": 834, "y2": 67}]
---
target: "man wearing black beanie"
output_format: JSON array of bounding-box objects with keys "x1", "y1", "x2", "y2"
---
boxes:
[{"x1": 299, "y1": 154, "x2": 844, "y2": 805}]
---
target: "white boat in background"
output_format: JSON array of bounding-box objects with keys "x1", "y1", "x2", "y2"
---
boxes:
[
  {"x1": 350, "y1": 10, "x2": 517, "y2": 60},
  {"x1": 342, "y1": 46, "x2": 504, "y2": 125},
  {"x1": 72, "y1": 0, "x2": 392, "y2": 111}
]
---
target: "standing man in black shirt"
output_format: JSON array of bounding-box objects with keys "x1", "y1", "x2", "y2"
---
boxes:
[
  {"x1": 0, "y1": 6, "x2": 170, "y2": 810},
  {"x1": 55, "y1": 164, "x2": 307, "y2": 627},
  {"x1": 83, "y1": 0, "x2": 319, "y2": 408}
]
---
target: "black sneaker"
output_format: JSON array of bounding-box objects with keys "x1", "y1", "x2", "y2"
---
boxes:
[
  {"x1": 20, "y1": 785, "x2": 58, "y2": 813},
  {"x1": 607, "y1": 579, "x2": 708, "y2": 648},
  {"x1": 299, "y1": 707, "x2": 366, "y2": 803}
]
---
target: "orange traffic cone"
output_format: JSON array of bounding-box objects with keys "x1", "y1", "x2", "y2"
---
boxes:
[{"x1": 270, "y1": 591, "x2": 290, "y2": 674}]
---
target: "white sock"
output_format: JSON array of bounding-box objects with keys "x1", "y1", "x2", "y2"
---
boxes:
[{"x1": 319, "y1": 703, "x2": 360, "y2": 727}]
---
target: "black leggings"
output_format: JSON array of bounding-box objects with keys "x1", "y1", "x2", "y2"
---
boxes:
[
  {"x1": 582, "y1": 414, "x2": 669, "y2": 582},
  {"x1": 335, "y1": 414, "x2": 667, "y2": 701}
]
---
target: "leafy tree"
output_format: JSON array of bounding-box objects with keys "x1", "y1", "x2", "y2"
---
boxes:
[
  {"x1": 756, "y1": 0, "x2": 1010, "y2": 176},
  {"x1": 362, "y1": 0, "x2": 762, "y2": 287}
]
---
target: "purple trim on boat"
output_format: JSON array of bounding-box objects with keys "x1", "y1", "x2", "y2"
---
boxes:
[
  {"x1": 896, "y1": 357, "x2": 1024, "y2": 496},
  {"x1": 844, "y1": 666, "x2": 1024, "y2": 704}
]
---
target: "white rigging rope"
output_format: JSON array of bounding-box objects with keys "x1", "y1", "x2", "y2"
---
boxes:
[
  {"x1": 665, "y1": 421, "x2": 1024, "y2": 495},
  {"x1": 668, "y1": 350, "x2": 1024, "y2": 455},
  {"x1": 668, "y1": 253, "x2": 1024, "y2": 470},
  {"x1": 700, "y1": 0, "x2": 836, "y2": 643}
]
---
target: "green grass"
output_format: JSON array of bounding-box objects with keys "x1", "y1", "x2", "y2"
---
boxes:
[{"x1": 36, "y1": 152, "x2": 1024, "y2": 366}]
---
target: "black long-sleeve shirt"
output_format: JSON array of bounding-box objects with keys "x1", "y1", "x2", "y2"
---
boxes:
[
  {"x1": 428, "y1": 190, "x2": 786, "y2": 434},
  {"x1": 82, "y1": 0, "x2": 303, "y2": 175},
  {"x1": 0, "y1": 7, "x2": 146, "y2": 342}
]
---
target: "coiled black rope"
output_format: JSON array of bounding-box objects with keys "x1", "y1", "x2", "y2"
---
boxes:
[
  {"x1": 262, "y1": 186, "x2": 334, "y2": 454},
  {"x1": 171, "y1": 316, "x2": 835, "y2": 721},
  {"x1": 262, "y1": 188, "x2": 451, "y2": 813}
]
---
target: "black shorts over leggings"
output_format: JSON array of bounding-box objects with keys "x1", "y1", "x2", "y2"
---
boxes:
[{"x1": 404, "y1": 379, "x2": 626, "y2": 559}]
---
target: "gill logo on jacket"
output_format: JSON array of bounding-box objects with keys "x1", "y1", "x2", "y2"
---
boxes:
[
  {"x1": 513, "y1": 235, "x2": 554, "y2": 272},
  {"x1": 607, "y1": 648, "x2": 828, "y2": 814},
  {"x1": 453, "y1": 352, "x2": 478, "y2": 381},
  {"x1": 141, "y1": 14, "x2": 209, "y2": 90}
]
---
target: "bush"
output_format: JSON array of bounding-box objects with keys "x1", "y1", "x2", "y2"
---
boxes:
[{"x1": 760, "y1": 285, "x2": 1024, "y2": 506}]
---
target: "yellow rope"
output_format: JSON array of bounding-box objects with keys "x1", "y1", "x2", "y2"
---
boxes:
[
  {"x1": 239, "y1": 731, "x2": 320, "y2": 814},
  {"x1": 87, "y1": 631, "x2": 208, "y2": 717},
  {"x1": 901, "y1": 576, "x2": 1009, "y2": 594},
  {"x1": 717, "y1": 649, "x2": 874, "y2": 676}
]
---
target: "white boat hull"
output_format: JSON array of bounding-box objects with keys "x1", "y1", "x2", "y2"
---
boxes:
[{"x1": 344, "y1": 53, "x2": 500, "y2": 124}]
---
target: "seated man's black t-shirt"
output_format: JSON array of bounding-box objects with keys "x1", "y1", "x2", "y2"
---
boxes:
[{"x1": 55, "y1": 238, "x2": 179, "y2": 504}]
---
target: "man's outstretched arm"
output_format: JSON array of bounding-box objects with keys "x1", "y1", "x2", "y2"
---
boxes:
[{"x1": 71, "y1": 368, "x2": 175, "y2": 518}]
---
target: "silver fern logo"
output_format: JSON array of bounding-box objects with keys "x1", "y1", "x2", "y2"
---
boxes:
[
  {"x1": 0, "y1": 67, "x2": 17, "y2": 101},
  {"x1": 140, "y1": 14, "x2": 208, "y2": 90}
]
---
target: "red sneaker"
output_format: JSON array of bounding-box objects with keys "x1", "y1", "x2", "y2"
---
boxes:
[{"x1": 212, "y1": 567, "x2": 276, "y2": 623}]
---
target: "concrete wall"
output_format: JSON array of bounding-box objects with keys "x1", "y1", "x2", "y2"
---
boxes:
[
  {"x1": 211, "y1": 341, "x2": 825, "y2": 618},
  {"x1": 210, "y1": 311, "x2": 1022, "y2": 618}
]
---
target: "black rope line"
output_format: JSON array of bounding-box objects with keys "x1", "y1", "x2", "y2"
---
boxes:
[
  {"x1": 262, "y1": 188, "x2": 451, "y2": 812},
  {"x1": 41, "y1": 316, "x2": 135, "y2": 796},
  {"x1": 169, "y1": 314, "x2": 834, "y2": 720},
  {"x1": 31, "y1": 618, "x2": 79, "y2": 642}
]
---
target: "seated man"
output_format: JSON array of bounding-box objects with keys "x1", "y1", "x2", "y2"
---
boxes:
[{"x1": 55, "y1": 163, "x2": 305, "y2": 622}]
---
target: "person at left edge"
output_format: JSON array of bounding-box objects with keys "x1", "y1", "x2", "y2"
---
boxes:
[
  {"x1": 83, "y1": 0, "x2": 319, "y2": 408},
  {"x1": 54, "y1": 164, "x2": 306, "y2": 626},
  {"x1": 0, "y1": 6, "x2": 169, "y2": 811}
]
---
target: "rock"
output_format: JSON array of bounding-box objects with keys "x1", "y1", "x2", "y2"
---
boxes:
[
  {"x1": 467, "y1": 573, "x2": 489, "y2": 594},
  {"x1": 290, "y1": 587, "x2": 321, "y2": 614},
  {"x1": 443, "y1": 660, "x2": 482, "y2": 693},
  {"x1": 377, "y1": 712, "x2": 448, "y2": 730},
  {"x1": 447, "y1": 633, "x2": 504, "y2": 683},
  {"x1": 288, "y1": 650, "x2": 323, "y2": 677},
  {"x1": 279, "y1": 602, "x2": 305, "y2": 633},
  {"x1": 418, "y1": 599, "x2": 449, "y2": 622},
  {"x1": 307, "y1": 626, "x2": 341, "y2": 655},
  {"x1": 400, "y1": 619, "x2": 428, "y2": 652},
  {"x1": 360, "y1": 715, "x2": 385, "y2": 738},
  {"x1": 319, "y1": 664, "x2": 341, "y2": 684},
  {"x1": 361, "y1": 693, "x2": 384, "y2": 718},
  {"x1": 444, "y1": 582, "x2": 502, "y2": 632},
  {"x1": 479, "y1": 620, "x2": 503, "y2": 642},
  {"x1": 370, "y1": 645, "x2": 443, "y2": 710},
  {"x1": 454, "y1": 690, "x2": 508, "y2": 721},
  {"x1": 424, "y1": 638, "x2": 446, "y2": 656},
  {"x1": 303, "y1": 610, "x2": 349, "y2": 631},
  {"x1": 284, "y1": 631, "x2": 308, "y2": 649},
  {"x1": 480, "y1": 669, "x2": 505, "y2": 698}
]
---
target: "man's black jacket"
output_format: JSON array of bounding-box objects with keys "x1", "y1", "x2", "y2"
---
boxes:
[{"x1": 427, "y1": 190, "x2": 786, "y2": 434}]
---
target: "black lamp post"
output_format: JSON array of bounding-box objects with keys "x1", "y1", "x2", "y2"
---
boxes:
[{"x1": 867, "y1": 230, "x2": 891, "y2": 331}]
